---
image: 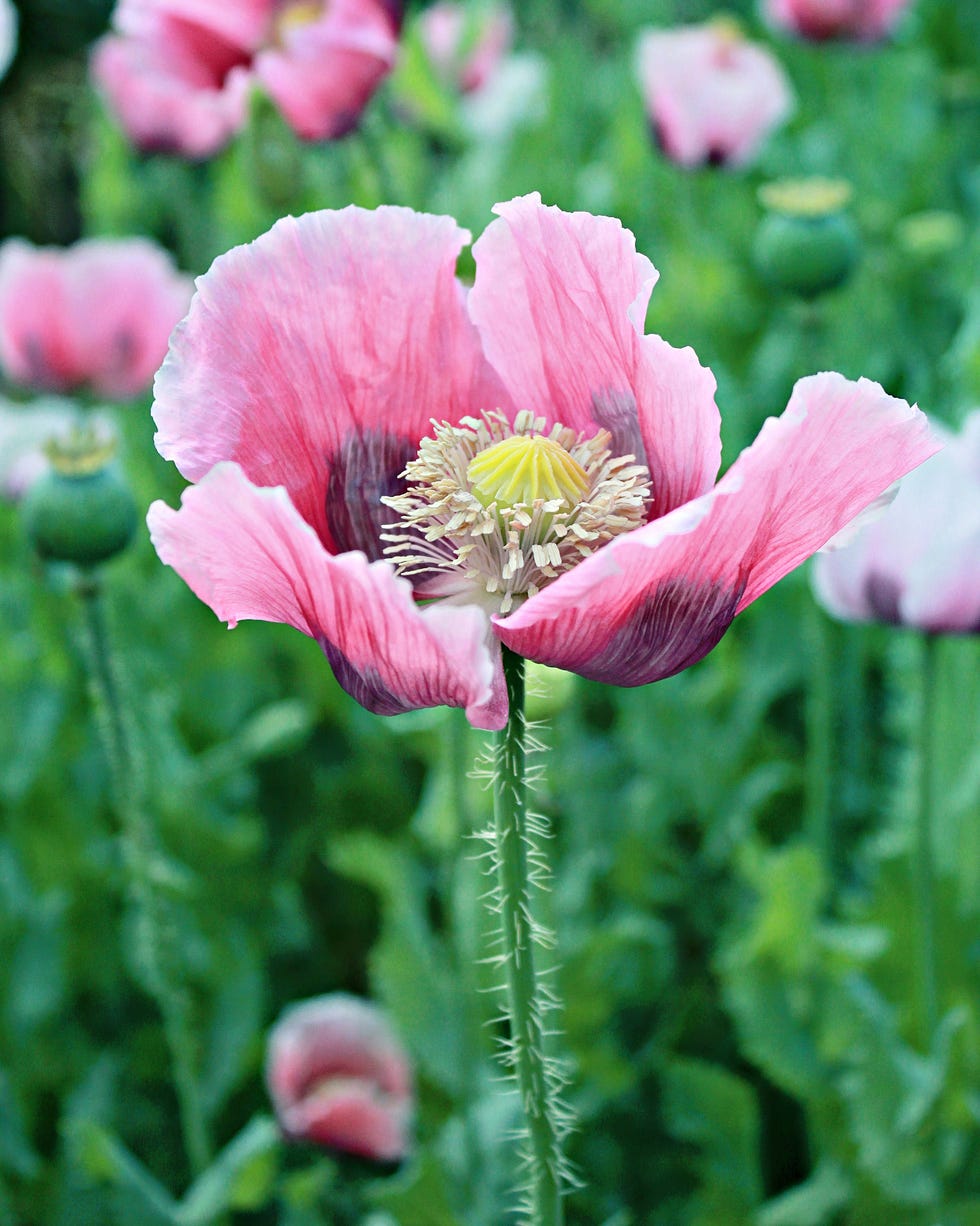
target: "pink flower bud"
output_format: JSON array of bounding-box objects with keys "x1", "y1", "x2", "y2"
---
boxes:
[{"x1": 266, "y1": 994, "x2": 413, "y2": 1163}]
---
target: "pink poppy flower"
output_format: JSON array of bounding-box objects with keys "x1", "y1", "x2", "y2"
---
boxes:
[
  {"x1": 813, "y1": 412, "x2": 980, "y2": 634},
  {"x1": 763, "y1": 0, "x2": 912, "y2": 42},
  {"x1": 266, "y1": 994, "x2": 413, "y2": 1162},
  {"x1": 635, "y1": 21, "x2": 794, "y2": 168},
  {"x1": 91, "y1": 0, "x2": 402, "y2": 159},
  {"x1": 0, "y1": 238, "x2": 192, "y2": 401},
  {"x1": 417, "y1": 2, "x2": 513, "y2": 95},
  {"x1": 148, "y1": 194, "x2": 939, "y2": 731}
]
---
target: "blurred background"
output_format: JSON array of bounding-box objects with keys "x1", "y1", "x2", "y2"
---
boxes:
[{"x1": 0, "y1": 0, "x2": 978, "y2": 1223}]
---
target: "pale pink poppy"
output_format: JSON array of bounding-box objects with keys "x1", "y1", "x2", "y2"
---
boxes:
[
  {"x1": 266, "y1": 994, "x2": 413, "y2": 1162},
  {"x1": 763, "y1": 0, "x2": 912, "y2": 41},
  {"x1": 148, "y1": 194, "x2": 939, "y2": 731},
  {"x1": 813, "y1": 412, "x2": 980, "y2": 634},
  {"x1": 635, "y1": 21, "x2": 794, "y2": 168},
  {"x1": 91, "y1": 0, "x2": 402, "y2": 158},
  {"x1": 417, "y1": 1, "x2": 512, "y2": 95},
  {"x1": 0, "y1": 238, "x2": 192, "y2": 401}
]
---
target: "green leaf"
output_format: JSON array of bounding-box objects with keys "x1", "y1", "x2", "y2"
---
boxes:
[
  {"x1": 175, "y1": 1116, "x2": 280, "y2": 1223},
  {"x1": 67, "y1": 1121, "x2": 176, "y2": 1224},
  {"x1": 757, "y1": 1161, "x2": 852, "y2": 1226}
]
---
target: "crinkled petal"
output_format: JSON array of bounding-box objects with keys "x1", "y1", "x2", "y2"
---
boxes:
[
  {"x1": 148, "y1": 463, "x2": 507, "y2": 728},
  {"x1": 153, "y1": 206, "x2": 512, "y2": 557},
  {"x1": 255, "y1": 0, "x2": 399, "y2": 140},
  {"x1": 468, "y1": 193, "x2": 721, "y2": 518},
  {"x1": 496, "y1": 373, "x2": 940, "y2": 684}
]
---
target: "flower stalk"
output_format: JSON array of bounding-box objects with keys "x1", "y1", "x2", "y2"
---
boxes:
[
  {"x1": 488, "y1": 646, "x2": 568, "y2": 1226},
  {"x1": 75, "y1": 573, "x2": 212, "y2": 1179},
  {"x1": 913, "y1": 632, "x2": 941, "y2": 1048}
]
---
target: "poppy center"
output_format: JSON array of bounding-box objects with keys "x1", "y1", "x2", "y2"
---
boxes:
[
  {"x1": 274, "y1": 1, "x2": 322, "y2": 42},
  {"x1": 381, "y1": 409, "x2": 651, "y2": 614},
  {"x1": 467, "y1": 434, "x2": 590, "y2": 511}
]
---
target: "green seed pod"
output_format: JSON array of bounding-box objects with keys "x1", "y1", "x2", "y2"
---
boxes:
[
  {"x1": 753, "y1": 178, "x2": 860, "y2": 300},
  {"x1": 22, "y1": 431, "x2": 137, "y2": 567}
]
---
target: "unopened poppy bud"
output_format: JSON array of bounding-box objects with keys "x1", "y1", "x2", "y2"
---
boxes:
[
  {"x1": 266, "y1": 994, "x2": 413, "y2": 1163},
  {"x1": 23, "y1": 429, "x2": 137, "y2": 566},
  {"x1": 754, "y1": 178, "x2": 860, "y2": 300}
]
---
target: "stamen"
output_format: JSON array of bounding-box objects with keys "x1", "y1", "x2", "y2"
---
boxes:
[{"x1": 381, "y1": 409, "x2": 651, "y2": 615}]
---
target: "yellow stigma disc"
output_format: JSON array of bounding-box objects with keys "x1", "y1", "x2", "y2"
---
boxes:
[
  {"x1": 467, "y1": 433, "x2": 590, "y2": 510},
  {"x1": 275, "y1": 1, "x2": 322, "y2": 39}
]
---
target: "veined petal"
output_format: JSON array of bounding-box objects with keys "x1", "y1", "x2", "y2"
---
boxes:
[
  {"x1": 496, "y1": 373, "x2": 939, "y2": 684},
  {"x1": 148, "y1": 463, "x2": 507, "y2": 729},
  {"x1": 153, "y1": 206, "x2": 511, "y2": 557},
  {"x1": 468, "y1": 193, "x2": 721, "y2": 518}
]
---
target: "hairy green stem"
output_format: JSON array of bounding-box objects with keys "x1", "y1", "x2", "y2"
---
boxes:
[
  {"x1": 76, "y1": 576, "x2": 212, "y2": 1179},
  {"x1": 492, "y1": 648, "x2": 565, "y2": 1226}
]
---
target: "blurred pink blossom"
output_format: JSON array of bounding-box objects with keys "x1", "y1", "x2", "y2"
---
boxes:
[
  {"x1": 417, "y1": 1, "x2": 512, "y2": 94},
  {"x1": 764, "y1": 0, "x2": 912, "y2": 42},
  {"x1": 813, "y1": 412, "x2": 980, "y2": 634},
  {"x1": 0, "y1": 238, "x2": 192, "y2": 400},
  {"x1": 266, "y1": 994, "x2": 413, "y2": 1162},
  {"x1": 148, "y1": 195, "x2": 939, "y2": 730},
  {"x1": 91, "y1": 0, "x2": 402, "y2": 158},
  {"x1": 635, "y1": 21, "x2": 794, "y2": 168}
]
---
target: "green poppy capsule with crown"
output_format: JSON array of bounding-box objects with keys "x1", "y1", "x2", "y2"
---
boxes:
[
  {"x1": 753, "y1": 178, "x2": 860, "y2": 300},
  {"x1": 22, "y1": 426, "x2": 137, "y2": 567}
]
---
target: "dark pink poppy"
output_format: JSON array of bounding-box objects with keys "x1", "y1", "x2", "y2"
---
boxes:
[
  {"x1": 813, "y1": 412, "x2": 980, "y2": 634},
  {"x1": 91, "y1": 0, "x2": 402, "y2": 158},
  {"x1": 266, "y1": 994, "x2": 413, "y2": 1162},
  {"x1": 417, "y1": 2, "x2": 513, "y2": 95},
  {"x1": 635, "y1": 22, "x2": 794, "y2": 169},
  {"x1": 148, "y1": 195, "x2": 940, "y2": 730},
  {"x1": 0, "y1": 238, "x2": 192, "y2": 401},
  {"x1": 763, "y1": 0, "x2": 913, "y2": 41}
]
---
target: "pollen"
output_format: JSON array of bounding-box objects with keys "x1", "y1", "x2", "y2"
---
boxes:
[
  {"x1": 381, "y1": 409, "x2": 652, "y2": 615},
  {"x1": 467, "y1": 434, "x2": 590, "y2": 510}
]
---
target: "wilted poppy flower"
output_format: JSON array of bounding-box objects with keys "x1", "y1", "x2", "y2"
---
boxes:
[
  {"x1": 417, "y1": 1, "x2": 512, "y2": 95},
  {"x1": 266, "y1": 994, "x2": 413, "y2": 1162},
  {"x1": 148, "y1": 194, "x2": 939, "y2": 730},
  {"x1": 0, "y1": 238, "x2": 192, "y2": 401},
  {"x1": 0, "y1": 0, "x2": 17, "y2": 81},
  {"x1": 813, "y1": 412, "x2": 980, "y2": 634},
  {"x1": 763, "y1": 0, "x2": 912, "y2": 42},
  {"x1": 635, "y1": 20, "x2": 794, "y2": 168},
  {"x1": 91, "y1": 0, "x2": 402, "y2": 159}
]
